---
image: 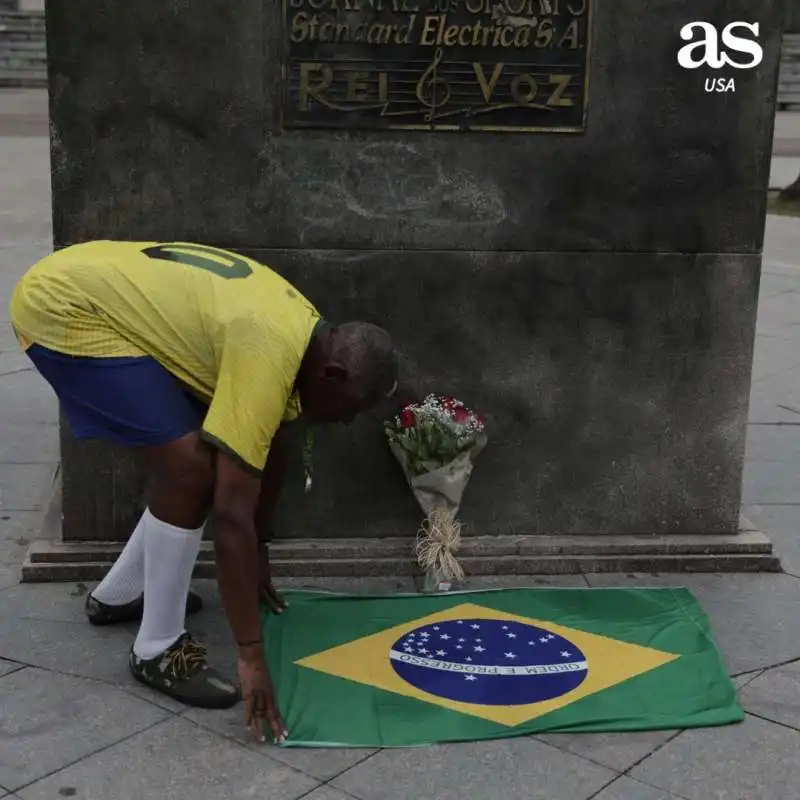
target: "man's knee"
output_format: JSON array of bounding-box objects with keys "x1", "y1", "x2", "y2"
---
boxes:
[{"x1": 145, "y1": 434, "x2": 216, "y2": 525}]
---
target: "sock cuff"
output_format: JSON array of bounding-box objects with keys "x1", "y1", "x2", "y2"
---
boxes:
[{"x1": 142, "y1": 507, "x2": 205, "y2": 538}]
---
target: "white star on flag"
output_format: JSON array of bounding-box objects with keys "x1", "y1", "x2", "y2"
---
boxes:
[
  {"x1": 456, "y1": 645, "x2": 463, "y2": 649},
  {"x1": 458, "y1": 638, "x2": 465, "y2": 643},
  {"x1": 506, "y1": 632, "x2": 517, "y2": 639},
  {"x1": 465, "y1": 675, "x2": 478, "y2": 681},
  {"x1": 502, "y1": 625, "x2": 508, "y2": 630},
  {"x1": 471, "y1": 624, "x2": 480, "y2": 630},
  {"x1": 528, "y1": 641, "x2": 536, "y2": 645},
  {"x1": 561, "y1": 651, "x2": 571, "y2": 658},
  {"x1": 436, "y1": 650, "x2": 446, "y2": 656},
  {"x1": 505, "y1": 652, "x2": 517, "y2": 659},
  {"x1": 433, "y1": 626, "x2": 440, "y2": 631},
  {"x1": 440, "y1": 634, "x2": 451, "y2": 640},
  {"x1": 417, "y1": 648, "x2": 428, "y2": 654},
  {"x1": 475, "y1": 638, "x2": 482, "y2": 643},
  {"x1": 466, "y1": 657, "x2": 473, "y2": 662},
  {"x1": 474, "y1": 645, "x2": 486, "y2": 653}
]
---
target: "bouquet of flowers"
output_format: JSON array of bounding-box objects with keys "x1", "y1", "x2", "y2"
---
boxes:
[{"x1": 385, "y1": 394, "x2": 487, "y2": 592}]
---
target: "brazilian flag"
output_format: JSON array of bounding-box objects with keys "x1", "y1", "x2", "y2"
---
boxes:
[{"x1": 263, "y1": 587, "x2": 743, "y2": 747}]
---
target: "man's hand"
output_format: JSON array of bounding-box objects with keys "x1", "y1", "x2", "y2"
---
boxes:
[
  {"x1": 258, "y1": 544, "x2": 287, "y2": 614},
  {"x1": 237, "y1": 643, "x2": 287, "y2": 744}
]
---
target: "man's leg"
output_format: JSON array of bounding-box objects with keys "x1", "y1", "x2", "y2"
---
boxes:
[{"x1": 23, "y1": 345, "x2": 237, "y2": 708}]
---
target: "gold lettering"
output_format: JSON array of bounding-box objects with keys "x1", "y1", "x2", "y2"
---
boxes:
[
  {"x1": 506, "y1": 0, "x2": 527, "y2": 13},
  {"x1": 420, "y1": 14, "x2": 442, "y2": 44},
  {"x1": 396, "y1": 14, "x2": 416, "y2": 43},
  {"x1": 346, "y1": 71, "x2": 371, "y2": 101},
  {"x1": 492, "y1": 26, "x2": 503, "y2": 46},
  {"x1": 290, "y1": 12, "x2": 308, "y2": 42},
  {"x1": 307, "y1": 0, "x2": 327, "y2": 9},
  {"x1": 514, "y1": 24, "x2": 531, "y2": 46},
  {"x1": 319, "y1": 22, "x2": 336, "y2": 41},
  {"x1": 510, "y1": 73, "x2": 538, "y2": 105},
  {"x1": 481, "y1": 25, "x2": 492, "y2": 46},
  {"x1": 289, "y1": 0, "x2": 303, "y2": 7},
  {"x1": 367, "y1": 23, "x2": 392, "y2": 43},
  {"x1": 335, "y1": 23, "x2": 350, "y2": 41},
  {"x1": 298, "y1": 62, "x2": 333, "y2": 110},
  {"x1": 538, "y1": 0, "x2": 560, "y2": 13},
  {"x1": 465, "y1": 0, "x2": 487, "y2": 12},
  {"x1": 558, "y1": 18, "x2": 580, "y2": 48},
  {"x1": 535, "y1": 17, "x2": 554, "y2": 46},
  {"x1": 500, "y1": 25, "x2": 514, "y2": 46},
  {"x1": 458, "y1": 24, "x2": 473, "y2": 45},
  {"x1": 443, "y1": 24, "x2": 459, "y2": 45},
  {"x1": 473, "y1": 62, "x2": 504, "y2": 101},
  {"x1": 547, "y1": 73, "x2": 573, "y2": 105},
  {"x1": 567, "y1": 0, "x2": 586, "y2": 14}
]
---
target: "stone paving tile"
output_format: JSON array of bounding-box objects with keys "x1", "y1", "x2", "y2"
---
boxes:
[
  {"x1": 301, "y1": 788, "x2": 360, "y2": 800},
  {"x1": 0, "y1": 370, "x2": 58, "y2": 426},
  {"x1": 745, "y1": 423, "x2": 800, "y2": 462},
  {"x1": 749, "y1": 335, "x2": 800, "y2": 382},
  {"x1": 733, "y1": 669, "x2": 764, "y2": 690},
  {"x1": 583, "y1": 573, "x2": 800, "y2": 673},
  {"x1": 17, "y1": 717, "x2": 319, "y2": 800},
  {"x1": 0, "y1": 512, "x2": 45, "y2": 567},
  {"x1": 743, "y1": 503, "x2": 800, "y2": 576},
  {"x1": 590, "y1": 775, "x2": 685, "y2": 800},
  {"x1": 0, "y1": 565, "x2": 18, "y2": 591},
  {"x1": 1, "y1": 421, "x2": 59, "y2": 465},
  {"x1": 0, "y1": 666, "x2": 168, "y2": 791},
  {"x1": 331, "y1": 738, "x2": 616, "y2": 800},
  {"x1": 631, "y1": 715, "x2": 800, "y2": 800},
  {"x1": 741, "y1": 458, "x2": 800, "y2": 505},
  {"x1": 414, "y1": 574, "x2": 590, "y2": 591},
  {"x1": 0, "y1": 658, "x2": 22, "y2": 678},
  {"x1": 738, "y1": 660, "x2": 800, "y2": 729},
  {"x1": 0, "y1": 614, "x2": 139, "y2": 684},
  {"x1": 534, "y1": 729, "x2": 679, "y2": 772},
  {"x1": 276, "y1": 576, "x2": 418, "y2": 594},
  {"x1": 185, "y1": 704, "x2": 375, "y2": 782},
  {"x1": 0, "y1": 463, "x2": 55, "y2": 512}
]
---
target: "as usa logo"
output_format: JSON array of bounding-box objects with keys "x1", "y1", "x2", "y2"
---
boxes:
[
  {"x1": 677, "y1": 21, "x2": 764, "y2": 95},
  {"x1": 390, "y1": 617, "x2": 588, "y2": 706}
]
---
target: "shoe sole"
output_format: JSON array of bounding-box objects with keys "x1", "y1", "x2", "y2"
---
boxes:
[
  {"x1": 87, "y1": 596, "x2": 204, "y2": 627},
  {"x1": 130, "y1": 667, "x2": 241, "y2": 710}
]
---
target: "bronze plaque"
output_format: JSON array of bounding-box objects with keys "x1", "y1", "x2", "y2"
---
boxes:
[{"x1": 281, "y1": 0, "x2": 591, "y2": 132}]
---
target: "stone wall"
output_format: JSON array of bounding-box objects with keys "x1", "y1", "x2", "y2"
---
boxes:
[{"x1": 44, "y1": 0, "x2": 783, "y2": 542}]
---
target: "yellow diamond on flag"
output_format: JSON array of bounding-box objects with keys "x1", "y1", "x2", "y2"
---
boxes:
[{"x1": 296, "y1": 602, "x2": 680, "y2": 727}]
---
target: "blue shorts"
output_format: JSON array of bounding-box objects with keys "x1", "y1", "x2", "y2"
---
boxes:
[{"x1": 25, "y1": 344, "x2": 208, "y2": 447}]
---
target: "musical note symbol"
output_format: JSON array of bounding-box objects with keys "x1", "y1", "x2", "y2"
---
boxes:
[{"x1": 416, "y1": 48, "x2": 451, "y2": 122}]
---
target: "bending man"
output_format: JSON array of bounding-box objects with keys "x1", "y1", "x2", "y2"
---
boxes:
[{"x1": 9, "y1": 240, "x2": 398, "y2": 742}]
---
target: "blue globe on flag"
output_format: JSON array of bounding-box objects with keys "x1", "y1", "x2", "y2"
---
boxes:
[{"x1": 389, "y1": 617, "x2": 588, "y2": 706}]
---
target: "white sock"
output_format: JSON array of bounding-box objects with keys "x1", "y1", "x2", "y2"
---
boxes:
[
  {"x1": 91, "y1": 513, "x2": 146, "y2": 605},
  {"x1": 132, "y1": 508, "x2": 203, "y2": 660}
]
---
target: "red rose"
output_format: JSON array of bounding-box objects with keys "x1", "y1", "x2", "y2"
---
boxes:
[
  {"x1": 399, "y1": 409, "x2": 416, "y2": 428},
  {"x1": 453, "y1": 406, "x2": 470, "y2": 424}
]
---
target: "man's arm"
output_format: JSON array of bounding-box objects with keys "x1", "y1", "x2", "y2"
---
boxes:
[
  {"x1": 254, "y1": 423, "x2": 291, "y2": 541},
  {"x1": 213, "y1": 451, "x2": 286, "y2": 742}
]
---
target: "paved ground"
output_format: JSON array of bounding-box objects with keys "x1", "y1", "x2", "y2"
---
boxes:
[{"x1": 3, "y1": 90, "x2": 800, "y2": 799}]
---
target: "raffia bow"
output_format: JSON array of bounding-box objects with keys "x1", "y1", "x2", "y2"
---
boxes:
[{"x1": 415, "y1": 508, "x2": 465, "y2": 583}]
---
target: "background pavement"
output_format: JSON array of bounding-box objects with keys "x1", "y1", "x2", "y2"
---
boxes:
[{"x1": 2, "y1": 91, "x2": 800, "y2": 799}]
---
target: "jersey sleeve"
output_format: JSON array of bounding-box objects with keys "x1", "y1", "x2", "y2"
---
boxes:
[{"x1": 200, "y1": 318, "x2": 299, "y2": 475}]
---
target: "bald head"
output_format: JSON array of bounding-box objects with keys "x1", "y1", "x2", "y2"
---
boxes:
[
  {"x1": 297, "y1": 320, "x2": 399, "y2": 424},
  {"x1": 329, "y1": 322, "x2": 398, "y2": 404}
]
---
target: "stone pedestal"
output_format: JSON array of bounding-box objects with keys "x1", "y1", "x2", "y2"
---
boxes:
[{"x1": 24, "y1": 0, "x2": 785, "y2": 579}]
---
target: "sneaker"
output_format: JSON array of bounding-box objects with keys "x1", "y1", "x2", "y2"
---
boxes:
[
  {"x1": 129, "y1": 632, "x2": 239, "y2": 709},
  {"x1": 86, "y1": 590, "x2": 203, "y2": 626}
]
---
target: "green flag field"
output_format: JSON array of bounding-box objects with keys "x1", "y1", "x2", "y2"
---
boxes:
[{"x1": 263, "y1": 586, "x2": 743, "y2": 748}]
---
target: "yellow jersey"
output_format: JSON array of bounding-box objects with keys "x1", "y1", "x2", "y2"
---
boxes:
[{"x1": 10, "y1": 241, "x2": 321, "y2": 474}]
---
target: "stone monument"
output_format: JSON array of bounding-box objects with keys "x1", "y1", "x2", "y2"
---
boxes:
[{"x1": 25, "y1": 0, "x2": 784, "y2": 580}]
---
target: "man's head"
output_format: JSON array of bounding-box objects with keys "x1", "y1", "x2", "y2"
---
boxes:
[{"x1": 297, "y1": 321, "x2": 399, "y2": 424}]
